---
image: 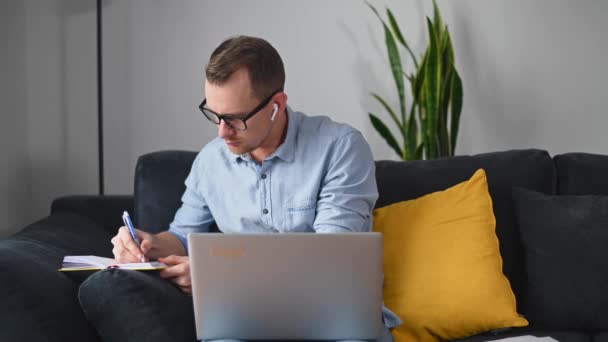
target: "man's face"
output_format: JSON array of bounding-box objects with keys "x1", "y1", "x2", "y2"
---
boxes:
[{"x1": 204, "y1": 68, "x2": 276, "y2": 155}]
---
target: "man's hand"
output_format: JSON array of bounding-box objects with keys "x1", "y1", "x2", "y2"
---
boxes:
[
  {"x1": 111, "y1": 226, "x2": 156, "y2": 263},
  {"x1": 158, "y1": 255, "x2": 192, "y2": 295}
]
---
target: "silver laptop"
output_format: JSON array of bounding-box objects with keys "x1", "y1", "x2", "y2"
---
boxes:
[{"x1": 188, "y1": 232, "x2": 384, "y2": 341}]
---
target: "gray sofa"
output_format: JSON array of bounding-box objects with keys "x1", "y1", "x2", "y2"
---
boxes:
[{"x1": 2, "y1": 148, "x2": 607, "y2": 342}]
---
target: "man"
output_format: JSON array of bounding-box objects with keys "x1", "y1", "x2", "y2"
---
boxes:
[{"x1": 78, "y1": 35, "x2": 400, "y2": 342}]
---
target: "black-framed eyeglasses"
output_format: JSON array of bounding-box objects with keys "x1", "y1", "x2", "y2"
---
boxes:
[{"x1": 199, "y1": 89, "x2": 282, "y2": 131}]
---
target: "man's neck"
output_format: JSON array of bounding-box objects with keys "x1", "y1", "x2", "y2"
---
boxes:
[{"x1": 250, "y1": 110, "x2": 288, "y2": 164}]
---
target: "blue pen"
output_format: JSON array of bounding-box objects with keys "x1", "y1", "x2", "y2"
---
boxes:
[{"x1": 122, "y1": 211, "x2": 144, "y2": 261}]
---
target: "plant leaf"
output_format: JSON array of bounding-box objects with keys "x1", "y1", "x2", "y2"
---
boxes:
[
  {"x1": 418, "y1": 106, "x2": 428, "y2": 159},
  {"x1": 387, "y1": 8, "x2": 418, "y2": 68},
  {"x1": 369, "y1": 113, "x2": 403, "y2": 159},
  {"x1": 383, "y1": 22, "x2": 406, "y2": 134},
  {"x1": 424, "y1": 17, "x2": 441, "y2": 159},
  {"x1": 447, "y1": 27, "x2": 455, "y2": 66},
  {"x1": 407, "y1": 105, "x2": 418, "y2": 160},
  {"x1": 366, "y1": 1, "x2": 383, "y2": 23},
  {"x1": 414, "y1": 55, "x2": 427, "y2": 154},
  {"x1": 440, "y1": 27, "x2": 454, "y2": 79},
  {"x1": 405, "y1": 72, "x2": 413, "y2": 83},
  {"x1": 433, "y1": 0, "x2": 444, "y2": 41},
  {"x1": 366, "y1": 2, "x2": 407, "y2": 147},
  {"x1": 386, "y1": 8, "x2": 406, "y2": 50},
  {"x1": 450, "y1": 68, "x2": 463, "y2": 155},
  {"x1": 415, "y1": 143, "x2": 424, "y2": 160},
  {"x1": 412, "y1": 49, "x2": 428, "y2": 157},
  {"x1": 371, "y1": 92, "x2": 403, "y2": 140},
  {"x1": 438, "y1": 67, "x2": 453, "y2": 155},
  {"x1": 413, "y1": 51, "x2": 427, "y2": 103}
]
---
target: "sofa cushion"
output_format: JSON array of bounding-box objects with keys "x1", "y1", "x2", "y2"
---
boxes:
[
  {"x1": 592, "y1": 332, "x2": 608, "y2": 342},
  {"x1": 15, "y1": 213, "x2": 113, "y2": 256},
  {"x1": 452, "y1": 327, "x2": 591, "y2": 342},
  {"x1": 375, "y1": 149, "x2": 555, "y2": 312},
  {"x1": 0, "y1": 213, "x2": 110, "y2": 342},
  {"x1": 374, "y1": 169, "x2": 527, "y2": 342},
  {"x1": 512, "y1": 187, "x2": 608, "y2": 329},
  {"x1": 51, "y1": 195, "x2": 134, "y2": 234},
  {"x1": 554, "y1": 152, "x2": 608, "y2": 195}
]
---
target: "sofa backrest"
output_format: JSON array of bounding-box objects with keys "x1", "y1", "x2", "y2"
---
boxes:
[
  {"x1": 375, "y1": 149, "x2": 555, "y2": 308},
  {"x1": 133, "y1": 148, "x2": 556, "y2": 310},
  {"x1": 554, "y1": 152, "x2": 608, "y2": 195},
  {"x1": 134, "y1": 150, "x2": 198, "y2": 233}
]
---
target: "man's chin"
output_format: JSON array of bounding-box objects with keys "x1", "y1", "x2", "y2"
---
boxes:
[{"x1": 226, "y1": 143, "x2": 250, "y2": 155}]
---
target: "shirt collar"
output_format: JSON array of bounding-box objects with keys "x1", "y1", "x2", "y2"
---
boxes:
[{"x1": 231, "y1": 106, "x2": 298, "y2": 164}]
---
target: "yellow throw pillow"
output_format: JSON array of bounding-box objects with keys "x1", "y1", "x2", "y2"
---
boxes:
[{"x1": 373, "y1": 169, "x2": 528, "y2": 342}]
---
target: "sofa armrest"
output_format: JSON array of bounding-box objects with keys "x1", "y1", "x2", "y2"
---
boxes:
[{"x1": 51, "y1": 195, "x2": 134, "y2": 234}]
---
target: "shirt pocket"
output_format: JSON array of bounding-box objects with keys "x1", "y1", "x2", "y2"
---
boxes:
[{"x1": 282, "y1": 198, "x2": 317, "y2": 232}]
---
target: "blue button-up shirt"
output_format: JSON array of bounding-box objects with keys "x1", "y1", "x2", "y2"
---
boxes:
[{"x1": 168, "y1": 108, "x2": 401, "y2": 329}]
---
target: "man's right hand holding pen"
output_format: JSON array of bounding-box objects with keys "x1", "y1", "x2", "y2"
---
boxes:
[
  {"x1": 110, "y1": 211, "x2": 194, "y2": 294},
  {"x1": 110, "y1": 211, "x2": 186, "y2": 264},
  {"x1": 111, "y1": 223, "x2": 156, "y2": 263}
]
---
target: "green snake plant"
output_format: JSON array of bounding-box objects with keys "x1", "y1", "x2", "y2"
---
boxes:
[{"x1": 367, "y1": 0, "x2": 463, "y2": 160}]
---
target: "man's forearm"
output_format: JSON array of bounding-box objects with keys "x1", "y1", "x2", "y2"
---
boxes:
[{"x1": 147, "y1": 231, "x2": 187, "y2": 259}]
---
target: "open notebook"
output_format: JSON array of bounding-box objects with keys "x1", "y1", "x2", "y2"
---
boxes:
[{"x1": 59, "y1": 255, "x2": 168, "y2": 272}]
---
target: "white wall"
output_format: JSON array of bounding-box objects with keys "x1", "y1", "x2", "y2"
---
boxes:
[
  {"x1": 4, "y1": 0, "x2": 608, "y2": 233},
  {"x1": 0, "y1": 0, "x2": 30, "y2": 237},
  {"x1": 451, "y1": 0, "x2": 608, "y2": 156},
  {"x1": 102, "y1": 0, "x2": 608, "y2": 194},
  {"x1": 23, "y1": 0, "x2": 97, "y2": 223},
  {"x1": 0, "y1": 0, "x2": 97, "y2": 235}
]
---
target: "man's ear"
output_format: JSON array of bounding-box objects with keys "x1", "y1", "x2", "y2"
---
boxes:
[{"x1": 274, "y1": 92, "x2": 288, "y2": 114}]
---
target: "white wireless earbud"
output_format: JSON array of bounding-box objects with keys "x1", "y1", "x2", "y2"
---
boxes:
[{"x1": 270, "y1": 103, "x2": 279, "y2": 122}]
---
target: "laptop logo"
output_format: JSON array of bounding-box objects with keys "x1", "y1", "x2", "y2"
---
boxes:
[{"x1": 210, "y1": 246, "x2": 245, "y2": 258}]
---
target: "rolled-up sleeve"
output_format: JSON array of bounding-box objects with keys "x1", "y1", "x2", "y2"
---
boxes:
[
  {"x1": 168, "y1": 154, "x2": 215, "y2": 253},
  {"x1": 313, "y1": 131, "x2": 378, "y2": 233}
]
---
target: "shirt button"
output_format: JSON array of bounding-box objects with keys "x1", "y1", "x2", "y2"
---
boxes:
[
  {"x1": 262, "y1": 209, "x2": 269, "y2": 214},
  {"x1": 261, "y1": 174, "x2": 267, "y2": 179}
]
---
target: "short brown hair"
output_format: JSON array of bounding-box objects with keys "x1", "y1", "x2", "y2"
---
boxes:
[{"x1": 206, "y1": 36, "x2": 285, "y2": 100}]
